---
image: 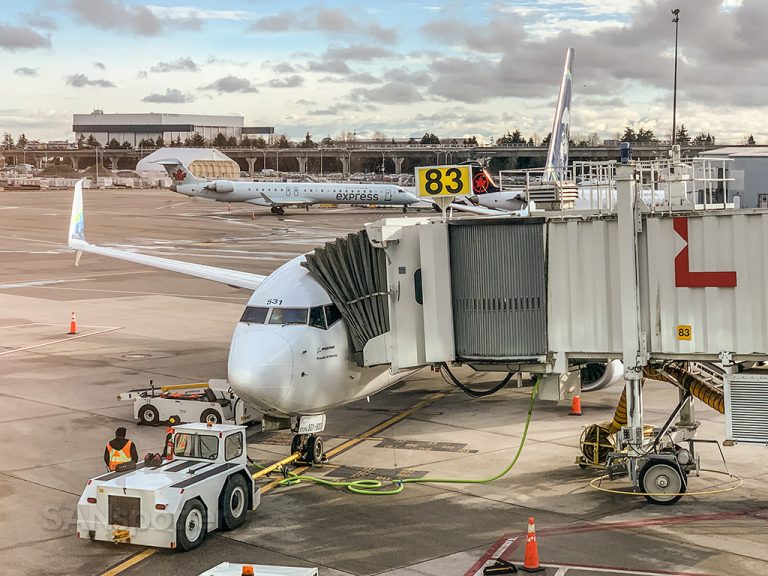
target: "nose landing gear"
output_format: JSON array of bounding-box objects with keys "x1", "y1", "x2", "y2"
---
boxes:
[{"x1": 290, "y1": 434, "x2": 326, "y2": 466}]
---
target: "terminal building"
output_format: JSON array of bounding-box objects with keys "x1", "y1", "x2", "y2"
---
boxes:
[
  {"x1": 699, "y1": 147, "x2": 768, "y2": 208},
  {"x1": 72, "y1": 110, "x2": 274, "y2": 147}
]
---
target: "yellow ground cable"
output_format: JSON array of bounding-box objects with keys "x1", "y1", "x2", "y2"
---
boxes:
[
  {"x1": 589, "y1": 468, "x2": 742, "y2": 498},
  {"x1": 276, "y1": 379, "x2": 540, "y2": 495}
]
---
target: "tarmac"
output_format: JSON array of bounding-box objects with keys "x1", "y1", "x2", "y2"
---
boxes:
[{"x1": 1, "y1": 187, "x2": 767, "y2": 576}]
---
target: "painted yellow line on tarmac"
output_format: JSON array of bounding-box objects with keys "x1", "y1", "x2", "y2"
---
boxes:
[
  {"x1": 100, "y1": 549, "x2": 156, "y2": 576},
  {"x1": 260, "y1": 390, "x2": 448, "y2": 494}
]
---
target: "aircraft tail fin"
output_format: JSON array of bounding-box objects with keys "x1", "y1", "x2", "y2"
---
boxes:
[
  {"x1": 154, "y1": 158, "x2": 205, "y2": 186},
  {"x1": 462, "y1": 161, "x2": 500, "y2": 194},
  {"x1": 544, "y1": 47, "x2": 574, "y2": 183}
]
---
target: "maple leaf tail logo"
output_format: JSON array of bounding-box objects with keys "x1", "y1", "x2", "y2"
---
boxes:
[
  {"x1": 473, "y1": 172, "x2": 489, "y2": 194},
  {"x1": 172, "y1": 168, "x2": 187, "y2": 182}
]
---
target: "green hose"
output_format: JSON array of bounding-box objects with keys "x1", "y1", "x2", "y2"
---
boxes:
[{"x1": 277, "y1": 379, "x2": 539, "y2": 495}]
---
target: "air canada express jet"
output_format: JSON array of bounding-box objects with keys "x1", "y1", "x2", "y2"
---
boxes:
[{"x1": 157, "y1": 159, "x2": 420, "y2": 215}]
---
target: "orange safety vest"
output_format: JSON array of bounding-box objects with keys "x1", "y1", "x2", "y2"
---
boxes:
[{"x1": 107, "y1": 440, "x2": 133, "y2": 471}]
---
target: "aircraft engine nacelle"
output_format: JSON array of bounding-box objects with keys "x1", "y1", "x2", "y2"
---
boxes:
[{"x1": 204, "y1": 180, "x2": 235, "y2": 193}]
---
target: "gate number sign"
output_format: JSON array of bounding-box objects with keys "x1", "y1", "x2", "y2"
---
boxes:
[
  {"x1": 677, "y1": 325, "x2": 692, "y2": 341},
  {"x1": 415, "y1": 165, "x2": 472, "y2": 197}
]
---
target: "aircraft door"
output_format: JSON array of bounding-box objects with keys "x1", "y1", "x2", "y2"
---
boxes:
[
  {"x1": 385, "y1": 189, "x2": 392, "y2": 202},
  {"x1": 284, "y1": 186, "x2": 289, "y2": 197},
  {"x1": 294, "y1": 186, "x2": 299, "y2": 196}
]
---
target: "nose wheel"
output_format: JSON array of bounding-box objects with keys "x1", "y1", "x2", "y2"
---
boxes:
[{"x1": 291, "y1": 434, "x2": 325, "y2": 466}]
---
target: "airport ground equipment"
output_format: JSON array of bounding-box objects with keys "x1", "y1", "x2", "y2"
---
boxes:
[
  {"x1": 301, "y1": 148, "x2": 765, "y2": 503},
  {"x1": 77, "y1": 422, "x2": 260, "y2": 550},
  {"x1": 198, "y1": 563, "x2": 317, "y2": 576},
  {"x1": 119, "y1": 379, "x2": 255, "y2": 426}
]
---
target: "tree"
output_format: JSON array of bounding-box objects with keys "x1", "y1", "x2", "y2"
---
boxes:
[
  {"x1": 106, "y1": 138, "x2": 121, "y2": 149},
  {"x1": 636, "y1": 128, "x2": 658, "y2": 143},
  {"x1": 17, "y1": 133, "x2": 28, "y2": 148},
  {"x1": 297, "y1": 132, "x2": 316, "y2": 148},
  {"x1": 252, "y1": 136, "x2": 267, "y2": 148},
  {"x1": 496, "y1": 129, "x2": 524, "y2": 145},
  {"x1": 275, "y1": 134, "x2": 291, "y2": 148},
  {"x1": 1, "y1": 133, "x2": 13, "y2": 150},
  {"x1": 463, "y1": 135, "x2": 478, "y2": 146},
  {"x1": 86, "y1": 134, "x2": 100, "y2": 148},
  {"x1": 156, "y1": 135, "x2": 165, "y2": 148},
  {"x1": 227, "y1": 136, "x2": 238, "y2": 147},
  {"x1": 747, "y1": 134, "x2": 756, "y2": 145},
  {"x1": 527, "y1": 137, "x2": 535, "y2": 145},
  {"x1": 239, "y1": 136, "x2": 252, "y2": 147},
  {"x1": 621, "y1": 126, "x2": 636, "y2": 142},
  {"x1": 675, "y1": 124, "x2": 690, "y2": 145},
  {"x1": 77, "y1": 134, "x2": 86, "y2": 149},
  {"x1": 420, "y1": 132, "x2": 440, "y2": 144},
  {"x1": 320, "y1": 136, "x2": 334, "y2": 146},
  {"x1": 693, "y1": 132, "x2": 715, "y2": 145},
  {"x1": 138, "y1": 138, "x2": 155, "y2": 149},
  {"x1": 190, "y1": 132, "x2": 206, "y2": 147},
  {"x1": 213, "y1": 132, "x2": 228, "y2": 147},
  {"x1": 576, "y1": 132, "x2": 601, "y2": 147},
  {"x1": 371, "y1": 130, "x2": 387, "y2": 142},
  {"x1": 121, "y1": 140, "x2": 132, "y2": 149},
  {"x1": 541, "y1": 132, "x2": 552, "y2": 146},
  {"x1": 408, "y1": 137, "x2": 416, "y2": 145}
]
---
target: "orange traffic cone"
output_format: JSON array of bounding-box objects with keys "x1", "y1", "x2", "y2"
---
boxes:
[
  {"x1": 569, "y1": 394, "x2": 582, "y2": 416},
  {"x1": 520, "y1": 516, "x2": 544, "y2": 572},
  {"x1": 68, "y1": 311, "x2": 78, "y2": 335}
]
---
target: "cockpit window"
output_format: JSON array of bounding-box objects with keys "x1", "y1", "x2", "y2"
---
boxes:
[
  {"x1": 240, "y1": 306, "x2": 268, "y2": 324},
  {"x1": 309, "y1": 306, "x2": 327, "y2": 329},
  {"x1": 324, "y1": 304, "x2": 342, "y2": 327},
  {"x1": 269, "y1": 308, "x2": 309, "y2": 325}
]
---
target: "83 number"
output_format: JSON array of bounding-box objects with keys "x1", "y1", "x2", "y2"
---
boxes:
[{"x1": 423, "y1": 167, "x2": 464, "y2": 195}]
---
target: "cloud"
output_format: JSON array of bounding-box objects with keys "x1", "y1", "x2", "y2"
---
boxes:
[
  {"x1": 308, "y1": 59, "x2": 351, "y2": 74},
  {"x1": 352, "y1": 82, "x2": 424, "y2": 104},
  {"x1": 137, "y1": 70, "x2": 148, "y2": 79},
  {"x1": 0, "y1": 24, "x2": 50, "y2": 51},
  {"x1": 248, "y1": 6, "x2": 396, "y2": 42},
  {"x1": 144, "y1": 6, "x2": 251, "y2": 20},
  {"x1": 268, "y1": 75, "x2": 304, "y2": 88},
  {"x1": 64, "y1": 0, "x2": 201, "y2": 36},
  {"x1": 272, "y1": 62, "x2": 296, "y2": 74},
  {"x1": 23, "y1": 12, "x2": 58, "y2": 30},
  {"x1": 93, "y1": 61, "x2": 106, "y2": 70},
  {"x1": 323, "y1": 44, "x2": 394, "y2": 62},
  {"x1": 65, "y1": 73, "x2": 115, "y2": 88},
  {"x1": 14, "y1": 67, "x2": 40, "y2": 77},
  {"x1": 201, "y1": 75, "x2": 258, "y2": 94},
  {"x1": 142, "y1": 89, "x2": 194, "y2": 103},
  {"x1": 150, "y1": 57, "x2": 201, "y2": 73}
]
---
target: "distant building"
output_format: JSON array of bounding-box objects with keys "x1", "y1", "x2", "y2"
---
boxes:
[
  {"x1": 73, "y1": 110, "x2": 273, "y2": 147},
  {"x1": 699, "y1": 147, "x2": 768, "y2": 208}
]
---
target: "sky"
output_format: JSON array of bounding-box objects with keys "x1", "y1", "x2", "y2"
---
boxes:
[{"x1": 0, "y1": 0, "x2": 765, "y2": 144}]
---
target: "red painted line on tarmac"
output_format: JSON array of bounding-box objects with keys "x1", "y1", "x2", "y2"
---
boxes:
[
  {"x1": 463, "y1": 532, "x2": 515, "y2": 576},
  {"x1": 469, "y1": 509, "x2": 768, "y2": 575}
]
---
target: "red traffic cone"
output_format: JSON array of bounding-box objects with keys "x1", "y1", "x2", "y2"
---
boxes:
[
  {"x1": 569, "y1": 394, "x2": 582, "y2": 416},
  {"x1": 520, "y1": 516, "x2": 544, "y2": 572},
  {"x1": 68, "y1": 311, "x2": 78, "y2": 335}
]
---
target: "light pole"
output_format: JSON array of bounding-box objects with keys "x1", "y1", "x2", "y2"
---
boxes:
[{"x1": 671, "y1": 8, "x2": 680, "y2": 146}]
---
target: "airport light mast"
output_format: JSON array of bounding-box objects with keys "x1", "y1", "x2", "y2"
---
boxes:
[{"x1": 671, "y1": 8, "x2": 680, "y2": 145}]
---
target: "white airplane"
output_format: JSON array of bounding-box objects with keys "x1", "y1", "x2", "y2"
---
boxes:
[
  {"x1": 156, "y1": 159, "x2": 420, "y2": 215},
  {"x1": 68, "y1": 182, "x2": 416, "y2": 463}
]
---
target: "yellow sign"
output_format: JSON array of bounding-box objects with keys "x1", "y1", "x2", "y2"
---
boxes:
[
  {"x1": 415, "y1": 165, "x2": 472, "y2": 197},
  {"x1": 676, "y1": 325, "x2": 692, "y2": 340}
]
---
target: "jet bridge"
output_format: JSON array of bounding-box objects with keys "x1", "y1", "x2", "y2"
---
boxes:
[{"x1": 300, "y1": 155, "x2": 768, "y2": 501}]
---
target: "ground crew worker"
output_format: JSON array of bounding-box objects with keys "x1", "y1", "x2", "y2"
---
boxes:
[
  {"x1": 104, "y1": 427, "x2": 138, "y2": 471},
  {"x1": 162, "y1": 426, "x2": 174, "y2": 459}
]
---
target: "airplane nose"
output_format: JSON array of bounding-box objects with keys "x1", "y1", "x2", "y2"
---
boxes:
[{"x1": 227, "y1": 328, "x2": 294, "y2": 411}]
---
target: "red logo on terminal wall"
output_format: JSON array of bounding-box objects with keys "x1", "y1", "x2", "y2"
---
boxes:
[
  {"x1": 473, "y1": 172, "x2": 489, "y2": 193},
  {"x1": 673, "y1": 217, "x2": 737, "y2": 288},
  {"x1": 172, "y1": 169, "x2": 186, "y2": 182}
]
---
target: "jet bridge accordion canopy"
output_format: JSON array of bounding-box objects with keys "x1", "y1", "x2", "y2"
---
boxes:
[{"x1": 302, "y1": 230, "x2": 389, "y2": 366}]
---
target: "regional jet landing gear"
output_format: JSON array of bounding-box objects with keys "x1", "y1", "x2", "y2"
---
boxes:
[{"x1": 270, "y1": 206, "x2": 285, "y2": 215}]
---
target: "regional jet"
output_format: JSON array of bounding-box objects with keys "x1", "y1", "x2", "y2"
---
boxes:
[
  {"x1": 157, "y1": 159, "x2": 420, "y2": 215},
  {"x1": 68, "y1": 183, "x2": 416, "y2": 462}
]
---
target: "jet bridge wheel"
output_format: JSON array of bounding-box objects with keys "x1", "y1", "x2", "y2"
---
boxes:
[{"x1": 639, "y1": 459, "x2": 686, "y2": 505}]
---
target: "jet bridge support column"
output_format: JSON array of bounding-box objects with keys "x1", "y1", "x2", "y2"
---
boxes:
[
  {"x1": 297, "y1": 155, "x2": 308, "y2": 174},
  {"x1": 393, "y1": 157, "x2": 404, "y2": 174},
  {"x1": 70, "y1": 156, "x2": 79, "y2": 171},
  {"x1": 616, "y1": 163, "x2": 647, "y2": 484},
  {"x1": 340, "y1": 156, "x2": 350, "y2": 174},
  {"x1": 246, "y1": 157, "x2": 257, "y2": 174}
]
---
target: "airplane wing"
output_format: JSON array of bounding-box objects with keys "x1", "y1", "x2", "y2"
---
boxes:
[
  {"x1": 68, "y1": 180, "x2": 266, "y2": 290},
  {"x1": 253, "y1": 192, "x2": 313, "y2": 206},
  {"x1": 447, "y1": 203, "x2": 532, "y2": 217}
]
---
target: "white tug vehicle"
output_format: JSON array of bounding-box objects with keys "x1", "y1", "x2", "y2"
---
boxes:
[{"x1": 77, "y1": 422, "x2": 259, "y2": 551}]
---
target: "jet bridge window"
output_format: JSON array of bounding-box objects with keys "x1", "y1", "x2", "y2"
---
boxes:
[
  {"x1": 240, "y1": 306, "x2": 269, "y2": 324},
  {"x1": 269, "y1": 307, "x2": 309, "y2": 325}
]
